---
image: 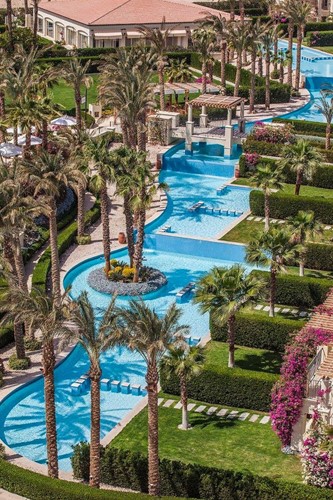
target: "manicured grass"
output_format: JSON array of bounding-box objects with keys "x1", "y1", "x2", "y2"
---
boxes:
[
  {"x1": 111, "y1": 406, "x2": 302, "y2": 483},
  {"x1": 50, "y1": 74, "x2": 99, "y2": 111},
  {"x1": 233, "y1": 179, "x2": 333, "y2": 199},
  {"x1": 204, "y1": 341, "x2": 281, "y2": 377},
  {"x1": 221, "y1": 218, "x2": 333, "y2": 245}
]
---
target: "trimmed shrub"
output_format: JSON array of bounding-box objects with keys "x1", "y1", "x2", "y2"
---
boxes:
[
  {"x1": 305, "y1": 242, "x2": 333, "y2": 271},
  {"x1": 210, "y1": 311, "x2": 305, "y2": 352},
  {"x1": 305, "y1": 21, "x2": 333, "y2": 33},
  {"x1": 24, "y1": 338, "x2": 42, "y2": 351},
  {"x1": 243, "y1": 138, "x2": 283, "y2": 156},
  {"x1": 250, "y1": 189, "x2": 333, "y2": 224},
  {"x1": 0, "y1": 459, "x2": 158, "y2": 500},
  {"x1": 70, "y1": 444, "x2": 333, "y2": 500},
  {"x1": 71, "y1": 442, "x2": 91, "y2": 482},
  {"x1": 273, "y1": 117, "x2": 327, "y2": 137},
  {"x1": 8, "y1": 355, "x2": 31, "y2": 370},
  {"x1": 252, "y1": 270, "x2": 332, "y2": 308},
  {"x1": 308, "y1": 31, "x2": 333, "y2": 46},
  {"x1": 161, "y1": 363, "x2": 277, "y2": 412}
]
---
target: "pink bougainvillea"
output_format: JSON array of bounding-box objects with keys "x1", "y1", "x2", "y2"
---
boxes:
[
  {"x1": 271, "y1": 327, "x2": 333, "y2": 447},
  {"x1": 244, "y1": 152, "x2": 260, "y2": 170},
  {"x1": 249, "y1": 122, "x2": 296, "y2": 144}
]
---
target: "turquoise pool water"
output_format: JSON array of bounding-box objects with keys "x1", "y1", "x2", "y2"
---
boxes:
[{"x1": 0, "y1": 40, "x2": 330, "y2": 472}]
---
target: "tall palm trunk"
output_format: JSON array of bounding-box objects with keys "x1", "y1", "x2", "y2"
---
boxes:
[
  {"x1": 227, "y1": 315, "x2": 235, "y2": 368},
  {"x1": 146, "y1": 361, "x2": 160, "y2": 497},
  {"x1": 43, "y1": 340, "x2": 58, "y2": 479},
  {"x1": 124, "y1": 194, "x2": 135, "y2": 267},
  {"x1": 269, "y1": 268, "x2": 277, "y2": 317},
  {"x1": 249, "y1": 50, "x2": 256, "y2": 113},
  {"x1": 33, "y1": 0, "x2": 39, "y2": 45},
  {"x1": 299, "y1": 259, "x2": 305, "y2": 277},
  {"x1": 89, "y1": 368, "x2": 101, "y2": 488},
  {"x1": 6, "y1": 0, "x2": 14, "y2": 51},
  {"x1": 49, "y1": 198, "x2": 61, "y2": 305},
  {"x1": 42, "y1": 120, "x2": 48, "y2": 150},
  {"x1": 264, "y1": 193, "x2": 270, "y2": 231},
  {"x1": 220, "y1": 40, "x2": 227, "y2": 92},
  {"x1": 100, "y1": 184, "x2": 111, "y2": 274},
  {"x1": 133, "y1": 206, "x2": 145, "y2": 283},
  {"x1": 138, "y1": 112, "x2": 147, "y2": 152},
  {"x1": 258, "y1": 53, "x2": 263, "y2": 78},
  {"x1": 295, "y1": 168, "x2": 303, "y2": 195},
  {"x1": 295, "y1": 27, "x2": 303, "y2": 91},
  {"x1": 158, "y1": 65, "x2": 165, "y2": 111},
  {"x1": 287, "y1": 22, "x2": 294, "y2": 87},
  {"x1": 202, "y1": 61, "x2": 207, "y2": 95},
  {"x1": 180, "y1": 373, "x2": 189, "y2": 430},
  {"x1": 24, "y1": 0, "x2": 29, "y2": 15},
  {"x1": 75, "y1": 85, "x2": 82, "y2": 131},
  {"x1": 273, "y1": 22, "x2": 278, "y2": 73},
  {"x1": 0, "y1": 91, "x2": 5, "y2": 143},
  {"x1": 265, "y1": 52, "x2": 270, "y2": 110},
  {"x1": 77, "y1": 185, "x2": 86, "y2": 238},
  {"x1": 4, "y1": 235, "x2": 26, "y2": 359},
  {"x1": 239, "y1": 0, "x2": 245, "y2": 24},
  {"x1": 326, "y1": 122, "x2": 331, "y2": 150},
  {"x1": 234, "y1": 51, "x2": 242, "y2": 97},
  {"x1": 279, "y1": 60, "x2": 284, "y2": 84}
]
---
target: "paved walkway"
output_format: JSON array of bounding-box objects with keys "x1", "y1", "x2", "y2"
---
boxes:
[{"x1": 0, "y1": 489, "x2": 29, "y2": 500}]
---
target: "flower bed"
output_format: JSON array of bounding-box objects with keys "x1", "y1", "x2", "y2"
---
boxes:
[{"x1": 87, "y1": 266, "x2": 167, "y2": 296}]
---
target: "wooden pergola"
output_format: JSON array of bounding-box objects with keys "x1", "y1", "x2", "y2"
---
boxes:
[
  {"x1": 153, "y1": 82, "x2": 220, "y2": 95},
  {"x1": 190, "y1": 95, "x2": 245, "y2": 109}
]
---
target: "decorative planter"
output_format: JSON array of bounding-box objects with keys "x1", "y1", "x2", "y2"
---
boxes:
[{"x1": 118, "y1": 232, "x2": 126, "y2": 244}]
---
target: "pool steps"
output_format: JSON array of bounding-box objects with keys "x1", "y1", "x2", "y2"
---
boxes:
[
  {"x1": 176, "y1": 282, "x2": 195, "y2": 302},
  {"x1": 70, "y1": 375, "x2": 147, "y2": 396},
  {"x1": 188, "y1": 201, "x2": 205, "y2": 212},
  {"x1": 160, "y1": 225, "x2": 171, "y2": 233},
  {"x1": 188, "y1": 200, "x2": 243, "y2": 217}
]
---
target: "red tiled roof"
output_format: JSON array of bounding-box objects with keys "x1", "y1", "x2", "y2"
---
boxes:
[{"x1": 38, "y1": 0, "x2": 234, "y2": 26}]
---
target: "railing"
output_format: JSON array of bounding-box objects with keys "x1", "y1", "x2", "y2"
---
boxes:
[{"x1": 307, "y1": 348, "x2": 325, "y2": 397}]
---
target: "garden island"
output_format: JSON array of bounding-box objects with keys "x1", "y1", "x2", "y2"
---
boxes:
[{"x1": 1, "y1": 0, "x2": 333, "y2": 499}]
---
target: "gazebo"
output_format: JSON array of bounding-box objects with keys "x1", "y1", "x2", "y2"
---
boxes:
[{"x1": 186, "y1": 95, "x2": 246, "y2": 157}]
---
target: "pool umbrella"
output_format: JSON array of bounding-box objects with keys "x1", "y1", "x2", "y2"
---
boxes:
[
  {"x1": 50, "y1": 115, "x2": 77, "y2": 127},
  {"x1": 0, "y1": 142, "x2": 23, "y2": 157},
  {"x1": 6, "y1": 126, "x2": 36, "y2": 134},
  {"x1": 17, "y1": 135, "x2": 43, "y2": 146}
]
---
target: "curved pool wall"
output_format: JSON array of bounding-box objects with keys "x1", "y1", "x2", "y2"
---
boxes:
[{"x1": 1, "y1": 40, "x2": 332, "y2": 472}]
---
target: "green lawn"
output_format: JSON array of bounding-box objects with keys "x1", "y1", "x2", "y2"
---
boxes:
[
  {"x1": 205, "y1": 341, "x2": 281, "y2": 377},
  {"x1": 49, "y1": 73, "x2": 100, "y2": 111},
  {"x1": 111, "y1": 406, "x2": 302, "y2": 483},
  {"x1": 221, "y1": 218, "x2": 333, "y2": 245},
  {"x1": 233, "y1": 179, "x2": 333, "y2": 199}
]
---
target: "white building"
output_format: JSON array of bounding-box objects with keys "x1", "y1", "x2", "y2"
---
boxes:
[{"x1": 36, "y1": 0, "x2": 233, "y2": 49}]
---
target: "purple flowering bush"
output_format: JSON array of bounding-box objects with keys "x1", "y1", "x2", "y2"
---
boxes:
[
  {"x1": 249, "y1": 122, "x2": 296, "y2": 144},
  {"x1": 271, "y1": 327, "x2": 333, "y2": 447},
  {"x1": 302, "y1": 407, "x2": 333, "y2": 488},
  {"x1": 244, "y1": 152, "x2": 260, "y2": 170}
]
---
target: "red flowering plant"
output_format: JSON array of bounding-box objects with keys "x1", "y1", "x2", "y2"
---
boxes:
[
  {"x1": 301, "y1": 401, "x2": 333, "y2": 488},
  {"x1": 249, "y1": 122, "x2": 296, "y2": 144},
  {"x1": 244, "y1": 152, "x2": 260, "y2": 171},
  {"x1": 271, "y1": 327, "x2": 333, "y2": 448}
]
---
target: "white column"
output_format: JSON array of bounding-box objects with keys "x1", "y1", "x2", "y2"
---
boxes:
[
  {"x1": 199, "y1": 105, "x2": 208, "y2": 128},
  {"x1": 238, "y1": 101, "x2": 245, "y2": 133},
  {"x1": 185, "y1": 104, "x2": 194, "y2": 152},
  {"x1": 227, "y1": 108, "x2": 232, "y2": 126}
]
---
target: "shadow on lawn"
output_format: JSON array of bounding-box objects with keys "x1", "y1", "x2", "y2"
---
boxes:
[
  {"x1": 236, "y1": 349, "x2": 282, "y2": 374},
  {"x1": 190, "y1": 413, "x2": 238, "y2": 430}
]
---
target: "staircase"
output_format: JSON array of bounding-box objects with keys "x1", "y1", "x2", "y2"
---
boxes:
[{"x1": 317, "y1": 349, "x2": 333, "y2": 379}]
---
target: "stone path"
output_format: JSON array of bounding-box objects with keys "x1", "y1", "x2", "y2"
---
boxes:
[
  {"x1": 157, "y1": 398, "x2": 270, "y2": 425},
  {"x1": 0, "y1": 489, "x2": 29, "y2": 500}
]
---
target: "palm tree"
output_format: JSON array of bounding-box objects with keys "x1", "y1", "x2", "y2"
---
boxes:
[
  {"x1": 62, "y1": 56, "x2": 92, "y2": 131},
  {"x1": 192, "y1": 27, "x2": 216, "y2": 95},
  {"x1": 315, "y1": 91, "x2": 333, "y2": 150},
  {"x1": 287, "y1": 211, "x2": 323, "y2": 276},
  {"x1": 85, "y1": 136, "x2": 113, "y2": 273},
  {"x1": 280, "y1": 140, "x2": 323, "y2": 195},
  {"x1": 203, "y1": 13, "x2": 228, "y2": 92},
  {"x1": 261, "y1": 24, "x2": 276, "y2": 110},
  {"x1": 60, "y1": 292, "x2": 118, "y2": 488},
  {"x1": 160, "y1": 344, "x2": 204, "y2": 430},
  {"x1": 32, "y1": 0, "x2": 41, "y2": 45},
  {"x1": 165, "y1": 58, "x2": 192, "y2": 84},
  {"x1": 0, "y1": 287, "x2": 71, "y2": 479},
  {"x1": 250, "y1": 163, "x2": 284, "y2": 231},
  {"x1": 6, "y1": 0, "x2": 13, "y2": 51},
  {"x1": 246, "y1": 227, "x2": 301, "y2": 317},
  {"x1": 21, "y1": 152, "x2": 85, "y2": 302},
  {"x1": 226, "y1": 21, "x2": 250, "y2": 97},
  {"x1": 285, "y1": 0, "x2": 313, "y2": 90},
  {"x1": 281, "y1": 0, "x2": 295, "y2": 87},
  {"x1": 99, "y1": 47, "x2": 155, "y2": 149},
  {"x1": 115, "y1": 301, "x2": 188, "y2": 497},
  {"x1": 194, "y1": 265, "x2": 265, "y2": 367},
  {"x1": 248, "y1": 20, "x2": 268, "y2": 113},
  {"x1": 137, "y1": 23, "x2": 173, "y2": 111}
]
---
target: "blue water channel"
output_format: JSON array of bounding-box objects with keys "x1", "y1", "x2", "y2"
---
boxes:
[{"x1": 0, "y1": 42, "x2": 331, "y2": 471}]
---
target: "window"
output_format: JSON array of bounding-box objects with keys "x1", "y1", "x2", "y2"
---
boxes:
[
  {"x1": 95, "y1": 38, "x2": 119, "y2": 48},
  {"x1": 37, "y1": 17, "x2": 43, "y2": 33},
  {"x1": 78, "y1": 33, "x2": 88, "y2": 48},
  {"x1": 46, "y1": 20, "x2": 54, "y2": 38},
  {"x1": 67, "y1": 28, "x2": 76, "y2": 46}
]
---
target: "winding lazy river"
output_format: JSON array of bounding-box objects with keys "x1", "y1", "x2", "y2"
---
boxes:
[{"x1": 1, "y1": 43, "x2": 333, "y2": 472}]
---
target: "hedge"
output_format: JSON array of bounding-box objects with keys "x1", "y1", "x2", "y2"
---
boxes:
[
  {"x1": 305, "y1": 21, "x2": 333, "y2": 33},
  {"x1": 272, "y1": 117, "x2": 327, "y2": 137},
  {"x1": 71, "y1": 444, "x2": 333, "y2": 500},
  {"x1": 305, "y1": 242, "x2": 333, "y2": 272},
  {"x1": 210, "y1": 311, "x2": 305, "y2": 352},
  {"x1": 161, "y1": 362, "x2": 277, "y2": 412},
  {"x1": 0, "y1": 459, "x2": 167, "y2": 500},
  {"x1": 252, "y1": 270, "x2": 332, "y2": 308},
  {"x1": 0, "y1": 326, "x2": 14, "y2": 349},
  {"x1": 32, "y1": 200, "x2": 101, "y2": 292},
  {"x1": 308, "y1": 31, "x2": 333, "y2": 46},
  {"x1": 239, "y1": 153, "x2": 333, "y2": 188},
  {"x1": 243, "y1": 138, "x2": 285, "y2": 156},
  {"x1": 250, "y1": 189, "x2": 333, "y2": 224}
]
